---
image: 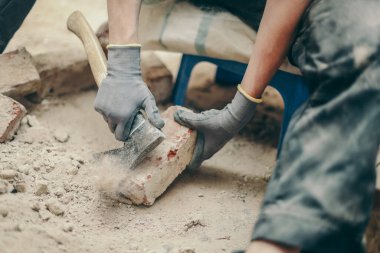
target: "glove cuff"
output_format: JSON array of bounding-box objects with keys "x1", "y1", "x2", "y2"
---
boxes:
[
  {"x1": 106, "y1": 45, "x2": 142, "y2": 78},
  {"x1": 237, "y1": 84, "x2": 263, "y2": 104},
  {"x1": 106, "y1": 44, "x2": 142, "y2": 49}
]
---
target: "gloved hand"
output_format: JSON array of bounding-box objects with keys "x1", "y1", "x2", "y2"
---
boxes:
[
  {"x1": 174, "y1": 85, "x2": 262, "y2": 170},
  {"x1": 94, "y1": 45, "x2": 164, "y2": 141}
]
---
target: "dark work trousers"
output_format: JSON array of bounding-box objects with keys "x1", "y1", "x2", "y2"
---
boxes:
[
  {"x1": 252, "y1": 0, "x2": 380, "y2": 253},
  {"x1": 0, "y1": 0, "x2": 35, "y2": 52}
]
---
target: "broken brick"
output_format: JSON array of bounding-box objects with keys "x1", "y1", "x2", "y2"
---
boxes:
[
  {"x1": 116, "y1": 106, "x2": 196, "y2": 205},
  {"x1": 0, "y1": 95, "x2": 27, "y2": 143}
]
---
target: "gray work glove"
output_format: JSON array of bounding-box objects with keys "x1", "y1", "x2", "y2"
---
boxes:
[
  {"x1": 174, "y1": 88, "x2": 259, "y2": 170},
  {"x1": 94, "y1": 46, "x2": 164, "y2": 141}
]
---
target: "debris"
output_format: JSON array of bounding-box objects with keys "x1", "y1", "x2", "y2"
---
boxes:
[
  {"x1": 184, "y1": 216, "x2": 206, "y2": 231},
  {"x1": 171, "y1": 248, "x2": 196, "y2": 253},
  {"x1": 0, "y1": 169, "x2": 18, "y2": 180},
  {"x1": 53, "y1": 129, "x2": 70, "y2": 143},
  {"x1": 39, "y1": 209, "x2": 52, "y2": 221},
  {"x1": 216, "y1": 236, "x2": 231, "y2": 240},
  {"x1": 25, "y1": 115, "x2": 41, "y2": 127},
  {"x1": 46, "y1": 199, "x2": 65, "y2": 216},
  {"x1": 67, "y1": 167, "x2": 79, "y2": 176},
  {"x1": 33, "y1": 50, "x2": 95, "y2": 97},
  {"x1": 0, "y1": 179, "x2": 8, "y2": 194},
  {"x1": 34, "y1": 180, "x2": 49, "y2": 196},
  {"x1": 0, "y1": 207, "x2": 8, "y2": 217},
  {"x1": 14, "y1": 181, "x2": 27, "y2": 193},
  {"x1": 0, "y1": 48, "x2": 42, "y2": 98},
  {"x1": 0, "y1": 95, "x2": 27, "y2": 143},
  {"x1": 31, "y1": 202, "x2": 41, "y2": 212},
  {"x1": 62, "y1": 223, "x2": 74, "y2": 233}
]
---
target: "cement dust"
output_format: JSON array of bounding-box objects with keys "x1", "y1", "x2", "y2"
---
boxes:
[{"x1": 92, "y1": 157, "x2": 134, "y2": 204}]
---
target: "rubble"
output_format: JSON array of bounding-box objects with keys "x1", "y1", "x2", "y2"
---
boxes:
[{"x1": 0, "y1": 95, "x2": 27, "y2": 142}]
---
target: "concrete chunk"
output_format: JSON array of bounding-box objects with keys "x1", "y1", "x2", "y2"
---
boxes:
[
  {"x1": 0, "y1": 48, "x2": 41, "y2": 98},
  {"x1": 0, "y1": 95, "x2": 27, "y2": 142},
  {"x1": 106, "y1": 106, "x2": 196, "y2": 206}
]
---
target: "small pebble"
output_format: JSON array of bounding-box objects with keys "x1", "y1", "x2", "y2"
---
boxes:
[
  {"x1": 34, "y1": 180, "x2": 49, "y2": 196},
  {"x1": 0, "y1": 207, "x2": 8, "y2": 218},
  {"x1": 46, "y1": 199, "x2": 65, "y2": 216},
  {"x1": 31, "y1": 202, "x2": 41, "y2": 212},
  {"x1": 39, "y1": 209, "x2": 51, "y2": 221},
  {"x1": 53, "y1": 129, "x2": 70, "y2": 143},
  {"x1": 14, "y1": 181, "x2": 27, "y2": 193},
  {"x1": 0, "y1": 169, "x2": 18, "y2": 180},
  {"x1": 26, "y1": 115, "x2": 40, "y2": 127},
  {"x1": 67, "y1": 167, "x2": 78, "y2": 176},
  {"x1": 0, "y1": 179, "x2": 8, "y2": 194},
  {"x1": 62, "y1": 223, "x2": 74, "y2": 233}
]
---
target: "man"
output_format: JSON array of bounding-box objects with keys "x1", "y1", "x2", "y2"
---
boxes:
[
  {"x1": 95, "y1": 0, "x2": 380, "y2": 252},
  {"x1": 0, "y1": 0, "x2": 35, "y2": 53}
]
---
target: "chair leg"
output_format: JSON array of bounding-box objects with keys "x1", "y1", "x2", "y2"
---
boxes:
[{"x1": 172, "y1": 55, "x2": 202, "y2": 105}]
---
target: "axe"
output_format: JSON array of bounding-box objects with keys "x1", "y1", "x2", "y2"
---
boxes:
[{"x1": 67, "y1": 11, "x2": 165, "y2": 169}]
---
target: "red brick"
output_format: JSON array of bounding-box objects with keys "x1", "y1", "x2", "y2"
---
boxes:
[
  {"x1": 0, "y1": 95, "x2": 27, "y2": 142},
  {"x1": 117, "y1": 106, "x2": 196, "y2": 205}
]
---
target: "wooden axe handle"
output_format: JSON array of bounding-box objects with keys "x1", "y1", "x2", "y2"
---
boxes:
[{"x1": 67, "y1": 11, "x2": 106, "y2": 87}]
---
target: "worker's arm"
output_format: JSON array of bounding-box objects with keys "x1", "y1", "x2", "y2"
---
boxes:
[
  {"x1": 241, "y1": 0, "x2": 310, "y2": 99},
  {"x1": 175, "y1": 0, "x2": 309, "y2": 167},
  {"x1": 94, "y1": 0, "x2": 164, "y2": 141}
]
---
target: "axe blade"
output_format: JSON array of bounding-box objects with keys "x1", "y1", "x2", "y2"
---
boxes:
[{"x1": 94, "y1": 113, "x2": 165, "y2": 170}]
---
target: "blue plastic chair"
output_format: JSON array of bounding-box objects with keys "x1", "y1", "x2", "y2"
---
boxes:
[{"x1": 172, "y1": 54, "x2": 310, "y2": 156}]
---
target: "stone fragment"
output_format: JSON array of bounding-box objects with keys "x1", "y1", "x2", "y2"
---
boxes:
[
  {"x1": 0, "y1": 207, "x2": 8, "y2": 218},
  {"x1": 0, "y1": 169, "x2": 18, "y2": 180},
  {"x1": 67, "y1": 167, "x2": 78, "y2": 176},
  {"x1": 0, "y1": 48, "x2": 42, "y2": 98},
  {"x1": 31, "y1": 202, "x2": 41, "y2": 212},
  {"x1": 0, "y1": 95, "x2": 27, "y2": 142},
  {"x1": 34, "y1": 180, "x2": 49, "y2": 196},
  {"x1": 14, "y1": 181, "x2": 27, "y2": 193},
  {"x1": 106, "y1": 106, "x2": 196, "y2": 205},
  {"x1": 62, "y1": 223, "x2": 74, "y2": 233},
  {"x1": 33, "y1": 50, "x2": 95, "y2": 97},
  {"x1": 46, "y1": 199, "x2": 65, "y2": 216},
  {"x1": 39, "y1": 209, "x2": 52, "y2": 221},
  {"x1": 0, "y1": 179, "x2": 8, "y2": 194},
  {"x1": 25, "y1": 115, "x2": 40, "y2": 127},
  {"x1": 53, "y1": 129, "x2": 69, "y2": 143}
]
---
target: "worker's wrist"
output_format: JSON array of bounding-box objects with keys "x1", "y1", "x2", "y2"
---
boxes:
[
  {"x1": 107, "y1": 43, "x2": 142, "y2": 49},
  {"x1": 237, "y1": 84, "x2": 263, "y2": 104}
]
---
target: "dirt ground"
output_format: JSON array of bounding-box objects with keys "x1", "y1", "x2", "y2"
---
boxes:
[
  {"x1": 1, "y1": 1, "x2": 379, "y2": 253},
  {"x1": 0, "y1": 91, "x2": 275, "y2": 253}
]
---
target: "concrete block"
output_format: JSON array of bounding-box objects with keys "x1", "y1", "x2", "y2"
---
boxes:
[
  {"x1": 116, "y1": 106, "x2": 196, "y2": 205},
  {"x1": 0, "y1": 95, "x2": 27, "y2": 142},
  {"x1": 0, "y1": 48, "x2": 42, "y2": 98},
  {"x1": 33, "y1": 49, "x2": 95, "y2": 97}
]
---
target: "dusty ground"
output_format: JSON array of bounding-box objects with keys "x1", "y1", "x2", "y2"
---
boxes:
[{"x1": 0, "y1": 91, "x2": 274, "y2": 253}]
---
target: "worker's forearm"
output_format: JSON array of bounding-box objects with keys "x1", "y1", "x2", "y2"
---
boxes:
[
  {"x1": 241, "y1": 0, "x2": 310, "y2": 99},
  {"x1": 107, "y1": 0, "x2": 142, "y2": 44}
]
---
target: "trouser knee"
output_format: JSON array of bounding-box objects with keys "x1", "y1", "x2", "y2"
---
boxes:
[{"x1": 292, "y1": 0, "x2": 380, "y2": 90}]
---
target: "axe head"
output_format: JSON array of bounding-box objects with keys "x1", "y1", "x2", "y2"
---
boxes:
[{"x1": 94, "y1": 113, "x2": 165, "y2": 170}]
